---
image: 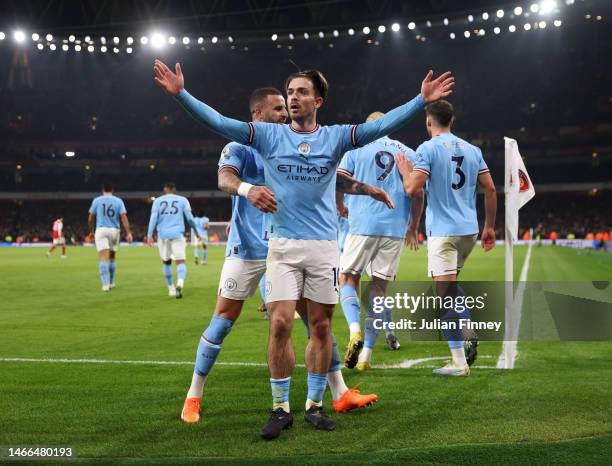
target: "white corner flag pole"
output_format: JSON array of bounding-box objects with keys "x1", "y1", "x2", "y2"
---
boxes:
[{"x1": 498, "y1": 137, "x2": 535, "y2": 369}]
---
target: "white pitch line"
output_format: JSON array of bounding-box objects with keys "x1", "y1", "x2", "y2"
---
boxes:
[
  {"x1": 497, "y1": 242, "x2": 532, "y2": 369},
  {"x1": 374, "y1": 355, "x2": 495, "y2": 369}
]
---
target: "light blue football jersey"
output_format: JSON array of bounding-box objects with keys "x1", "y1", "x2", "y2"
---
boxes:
[
  {"x1": 413, "y1": 132, "x2": 489, "y2": 237},
  {"x1": 147, "y1": 194, "x2": 194, "y2": 240},
  {"x1": 191, "y1": 216, "x2": 210, "y2": 240},
  {"x1": 250, "y1": 123, "x2": 357, "y2": 240},
  {"x1": 89, "y1": 194, "x2": 126, "y2": 229},
  {"x1": 338, "y1": 136, "x2": 415, "y2": 238},
  {"x1": 337, "y1": 214, "x2": 349, "y2": 252},
  {"x1": 219, "y1": 142, "x2": 269, "y2": 260}
]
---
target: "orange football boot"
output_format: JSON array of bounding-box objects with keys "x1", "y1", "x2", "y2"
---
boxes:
[
  {"x1": 181, "y1": 397, "x2": 201, "y2": 423},
  {"x1": 333, "y1": 387, "x2": 378, "y2": 413}
]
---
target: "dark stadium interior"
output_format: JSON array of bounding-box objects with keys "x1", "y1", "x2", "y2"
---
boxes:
[{"x1": 1, "y1": 0, "x2": 611, "y2": 240}]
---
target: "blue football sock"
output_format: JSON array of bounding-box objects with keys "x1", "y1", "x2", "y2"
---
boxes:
[
  {"x1": 162, "y1": 264, "x2": 173, "y2": 286},
  {"x1": 99, "y1": 261, "x2": 110, "y2": 286},
  {"x1": 201, "y1": 249, "x2": 207, "y2": 263},
  {"x1": 194, "y1": 315, "x2": 234, "y2": 376},
  {"x1": 258, "y1": 274, "x2": 267, "y2": 305},
  {"x1": 307, "y1": 372, "x2": 328, "y2": 403},
  {"x1": 108, "y1": 261, "x2": 116, "y2": 284},
  {"x1": 364, "y1": 307, "x2": 381, "y2": 349},
  {"x1": 193, "y1": 248, "x2": 199, "y2": 259},
  {"x1": 340, "y1": 284, "x2": 360, "y2": 326},
  {"x1": 177, "y1": 263, "x2": 186, "y2": 281},
  {"x1": 270, "y1": 377, "x2": 291, "y2": 407}
]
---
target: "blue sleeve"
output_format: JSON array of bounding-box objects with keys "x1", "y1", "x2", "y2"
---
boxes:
[
  {"x1": 354, "y1": 94, "x2": 425, "y2": 148},
  {"x1": 249, "y1": 122, "x2": 281, "y2": 156},
  {"x1": 413, "y1": 143, "x2": 432, "y2": 176},
  {"x1": 119, "y1": 199, "x2": 127, "y2": 214},
  {"x1": 337, "y1": 150, "x2": 355, "y2": 176},
  {"x1": 88, "y1": 199, "x2": 96, "y2": 214},
  {"x1": 147, "y1": 201, "x2": 159, "y2": 237},
  {"x1": 477, "y1": 149, "x2": 490, "y2": 174},
  {"x1": 175, "y1": 89, "x2": 253, "y2": 145},
  {"x1": 218, "y1": 142, "x2": 245, "y2": 175}
]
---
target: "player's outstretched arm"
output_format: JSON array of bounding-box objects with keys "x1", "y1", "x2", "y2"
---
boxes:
[
  {"x1": 478, "y1": 172, "x2": 497, "y2": 251},
  {"x1": 335, "y1": 171, "x2": 394, "y2": 209},
  {"x1": 153, "y1": 60, "x2": 252, "y2": 145},
  {"x1": 354, "y1": 70, "x2": 454, "y2": 147},
  {"x1": 120, "y1": 213, "x2": 133, "y2": 243},
  {"x1": 218, "y1": 167, "x2": 277, "y2": 213}
]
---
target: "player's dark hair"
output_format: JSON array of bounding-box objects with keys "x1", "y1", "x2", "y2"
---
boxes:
[
  {"x1": 102, "y1": 182, "x2": 113, "y2": 192},
  {"x1": 249, "y1": 87, "x2": 283, "y2": 113},
  {"x1": 284, "y1": 69, "x2": 329, "y2": 101},
  {"x1": 425, "y1": 100, "x2": 455, "y2": 127},
  {"x1": 164, "y1": 182, "x2": 176, "y2": 192}
]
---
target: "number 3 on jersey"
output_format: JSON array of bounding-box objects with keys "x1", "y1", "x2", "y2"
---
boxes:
[{"x1": 451, "y1": 155, "x2": 465, "y2": 190}]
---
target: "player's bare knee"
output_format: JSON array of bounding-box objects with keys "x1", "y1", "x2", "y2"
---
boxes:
[
  {"x1": 308, "y1": 318, "x2": 331, "y2": 341},
  {"x1": 269, "y1": 314, "x2": 293, "y2": 340}
]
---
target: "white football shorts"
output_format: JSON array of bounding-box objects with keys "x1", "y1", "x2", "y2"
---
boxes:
[
  {"x1": 427, "y1": 235, "x2": 477, "y2": 277},
  {"x1": 218, "y1": 257, "x2": 267, "y2": 300},
  {"x1": 52, "y1": 237, "x2": 66, "y2": 246},
  {"x1": 95, "y1": 227, "x2": 120, "y2": 252},
  {"x1": 266, "y1": 238, "x2": 340, "y2": 305},
  {"x1": 158, "y1": 237, "x2": 187, "y2": 261},
  {"x1": 340, "y1": 234, "x2": 404, "y2": 280}
]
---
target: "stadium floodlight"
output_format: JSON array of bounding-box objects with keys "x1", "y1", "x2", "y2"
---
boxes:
[
  {"x1": 84, "y1": 35, "x2": 91, "y2": 42},
  {"x1": 391, "y1": 23, "x2": 400, "y2": 32},
  {"x1": 100, "y1": 36, "x2": 107, "y2": 44},
  {"x1": 494, "y1": 26, "x2": 501, "y2": 34},
  {"x1": 151, "y1": 33, "x2": 166, "y2": 48},
  {"x1": 68, "y1": 34, "x2": 75, "y2": 42},
  {"x1": 0, "y1": 32, "x2": 5, "y2": 40},
  {"x1": 408, "y1": 22, "x2": 416, "y2": 30},
  {"x1": 482, "y1": 12, "x2": 489, "y2": 20},
  {"x1": 479, "y1": 28, "x2": 486, "y2": 36},
  {"x1": 468, "y1": 15, "x2": 474, "y2": 22},
  {"x1": 464, "y1": 30, "x2": 471, "y2": 38},
  {"x1": 497, "y1": 9, "x2": 505, "y2": 18},
  {"x1": 450, "y1": 32, "x2": 456, "y2": 39},
  {"x1": 426, "y1": 21, "x2": 432, "y2": 28},
  {"x1": 32, "y1": 33, "x2": 40, "y2": 41},
  {"x1": 168, "y1": 36, "x2": 176, "y2": 44},
  {"x1": 113, "y1": 36, "x2": 119, "y2": 44},
  {"x1": 514, "y1": 6, "x2": 523, "y2": 16},
  {"x1": 565, "y1": 0, "x2": 574, "y2": 4},
  {"x1": 65, "y1": 151, "x2": 75, "y2": 157},
  {"x1": 362, "y1": 26, "x2": 370, "y2": 34},
  {"x1": 101, "y1": 45, "x2": 107, "y2": 52},
  {"x1": 539, "y1": 0, "x2": 557, "y2": 14},
  {"x1": 539, "y1": 20, "x2": 547, "y2": 28},
  {"x1": 347, "y1": 28, "x2": 355, "y2": 36},
  {"x1": 14, "y1": 30, "x2": 26, "y2": 43},
  {"x1": 333, "y1": 29, "x2": 340, "y2": 36},
  {"x1": 113, "y1": 47, "x2": 119, "y2": 53},
  {"x1": 443, "y1": 18, "x2": 449, "y2": 26},
  {"x1": 212, "y1": 36, "x2": 218, "y2": 43},
  {"x1": 228, "y1": 36, "x2": 234, "y2": 43},
  {"x1": 303, "y1": 32, "x2": 309, "y2": 39},
  {"x1": 46, "y1": 33, "x2": 53, "y2": 41},
  {"x1": 524, "y1": 23, "x2": 532, "y2": 30},
  {"x1": 289, "y1": 33, "x2": 295, "y2": 39},
  {"x1": 197, "y1": 37, "x2": 204, "y2": 44},
  {"x1": 36, "y1": 43, "x2": 43, "y2": 50},
  {"x1": 126, "y1": 36, "x2": 134, "y2": 45},
  {"x1": 509, "y1": 24, "x2": 517, "y2": 32},
  {"x1": 530, "y1": 3, "x2": 539, "y2": 13},
  {"x1": 554, "y1": 19, "x2": 562, "y2": 26},
  {"x1": 62, "y1": 44, "x2": 69, "y2": 51},
  {"x1": 126, "y1": 47, "x2": 132, "y2": 54},
  {"x1": 75, "y1": 44, "x2": 81, "y2": 51},
  {"x1": 50, "y1": 43, "x2": 56, "y2": 50},
  {"x1": 378, "y1": 25, "x2": 385, "y2": 33},
  {"x1": 140, "y1": 36, "x2": 148, "y2": 45},
  {"x1": 87, "y1": 45, "x2": 94, "y2": 52},
  {"x1": 182, "y1": 36, "x2": 189, "y2": 44},
  {"x1": 318, "y1": 31, "x2": 324, "y2": 38}
]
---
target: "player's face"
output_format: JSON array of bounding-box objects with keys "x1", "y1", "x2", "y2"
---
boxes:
[
  {"x1": 260, "y1": 95, "x2": 288, "y2": 124},
  {"x1": 286, "y1": 77, "x2": 322, "y2": 120}
]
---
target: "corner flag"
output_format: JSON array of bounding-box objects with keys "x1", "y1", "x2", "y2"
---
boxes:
[{"x1": 505, "y1": 137, "x2": 535, "y2": 242}]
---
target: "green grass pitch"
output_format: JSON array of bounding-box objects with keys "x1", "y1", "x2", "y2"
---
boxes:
[{"x1": 0, "y1": 245, "x2": 611, "y2": 464}]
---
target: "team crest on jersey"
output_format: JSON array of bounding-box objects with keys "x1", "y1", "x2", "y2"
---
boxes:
[
  {"x1": 224, "y1": 278, "x2": 237, "y2": 291},
  {"x1": 221, "y1": 145, "x2": 231, "y2": 160},
  {"x1": 297, "y1": 142, "x2": 311, "y2": 157}
]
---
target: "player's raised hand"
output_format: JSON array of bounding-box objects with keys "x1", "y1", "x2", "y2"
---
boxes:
[
  {"x1": 366, "y1": 186, "x2": 395, "y2": 209},
  {"x1": 153, "y1": 60, "x2": 184, "y2": 97},
  {"x1": 394, "y1": 152, "x2": 413, "y2": 178},
  {"x1": 421, "y1": 70, "x2": 454, "y2": 103},
  {"x1": 247, "y1": 185, "x2": 278, "y2": 213},
  {"x1": 481, "y1": 227, "x2": 496, "y2": 251},
  {"x1": 405, "y1": 227, "x2": 419, "y2": 250}
]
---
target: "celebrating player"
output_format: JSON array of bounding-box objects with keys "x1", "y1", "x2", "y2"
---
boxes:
[
  {"x1": 191, "y1": 212, "x2": 209, "y2": 265},
  {"x1": 47, "y1": 217, "x2": 67, "y2": 259},
  {"x1": 180, "y1": 88, "x2": 380, "y2": 434},
  {"x1": 154, "y1": 59, "x2": 453, "y2": 437},
  {"x1": 396, "y1": 100, "x2": 497, "y2": 376},
  {"x1": 337, "y1": 112, "x2": 424, "y2": 371},
  {"x1": 146, "y1": 183, "x2": 201, "y2": 298},
  {"x1": 88, "y1": 183, "x2": 133, "y2": 291}
]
